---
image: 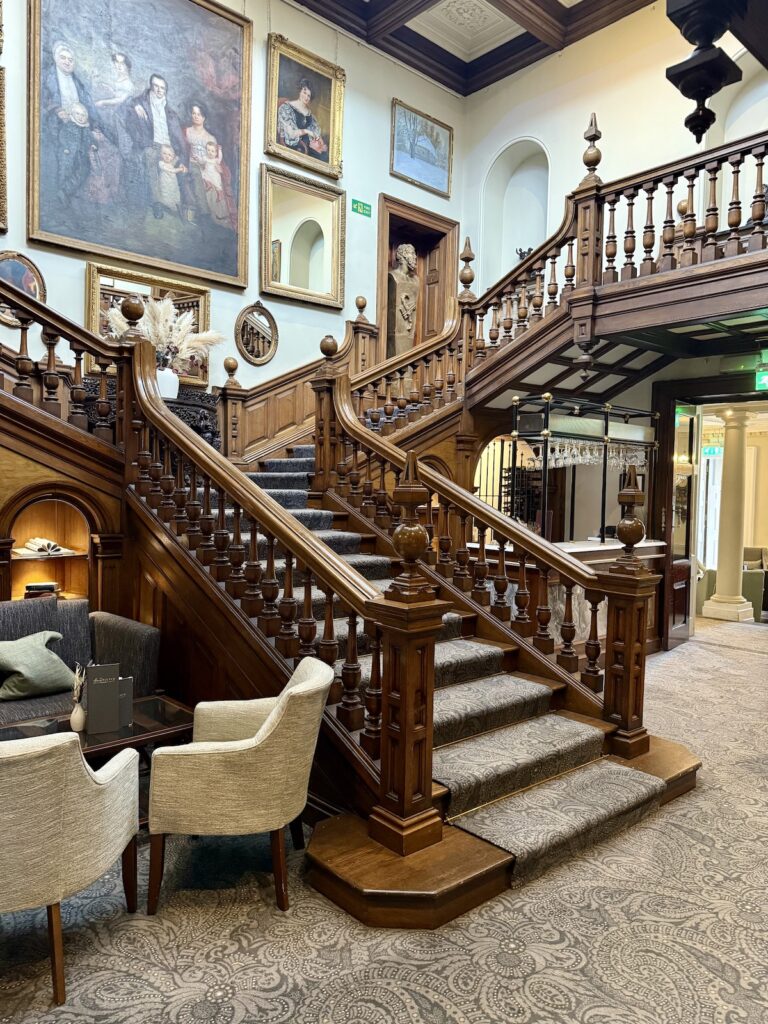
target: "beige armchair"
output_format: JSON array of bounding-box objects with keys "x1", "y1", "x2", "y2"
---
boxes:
[
  {"x1": 147, "y1": 657, "x2": 334, "y2": 914},
  {"x1": 0, "y1": 733, "x2": 139, "y2": 1005}
]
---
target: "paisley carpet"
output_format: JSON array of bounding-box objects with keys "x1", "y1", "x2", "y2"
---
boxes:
[{"x1": 2, "y1": 618, "x2": 767, "y2": 1024}]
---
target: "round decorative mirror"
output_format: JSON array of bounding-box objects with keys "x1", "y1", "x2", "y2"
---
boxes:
[
  {"x1": 0, "y1": 252, "x2": 47, "y2": 327},
  {"x1": 235, "y1": 301, "x2": 278, "y2": 366}
]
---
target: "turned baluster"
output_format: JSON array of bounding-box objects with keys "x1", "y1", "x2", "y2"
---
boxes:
[
  {"x1": 148, "y1": 432, "x2": 163, "y2": 510},
  {"x1": 240, "y1": 516, "x2": 264, "y2": 616},
  {"x1": 581, "y1": 590, "x2": 604, "y2": 691},
  {"x1": 67, "y1": 347, "x2": 88, "y2": 431},
  {"x1": 445, "y1": 344, "x2": 456, "y2": 402},
  {"x1": 93, "y1": 358, "x2": 113, "y2": 441},
  {"x1": 453, "y1": 511, "x2": 472, "y2": 591},
  {"x1": 276, "y1": 550, "x2": 299, "y2": 658},
  {"x1": 136, "y1": 424, "x2": 152, "y2": 498},
  {"x1": 475, "y1": 311, "x2": 487, "y2": 357},
  {"x1": 603, "y1": 196, "x2": 618, "y2": 283},
  {"x1": 436, "y1": 499, "x2": 454, "y2": 578},
  {"x1": 185, "y1": 464, "x2": 202, "y2": 549},
  {"x1": 621, "y1": 187, "x2": 638, "y2": 280},
  {"x1": 388, "y1": 468, "x2": 402, "y2": 535},
  {"x1": 225, "y1": 503, "x2": 246, "y2": 598},
  {"x1": 491, "y1": 535, "x2": 511, "y2": 622},
  {"x1": 407, "y1": 365, "x2": 421, "y2": 422},
  {"x1": 353, "y1": 389, "x2": 365, "y2": 427},
  {"x1": 749, "y1": 146, "x2": 766, "y2": 252},
  {"x1": 659, "y1": 175, "x2": 678, "y2": 271},
  {"x1": 702, "y1": 160, "x2": 721, "y2": 261},
  {"x1": 501, "y1": 290, "x2": 514, "y2": 344},
  {"x1": 368, "y1": 406, "x2": 382, "y2": 433},
  {"x1": 367, "y1": 380, "x2": 380, "y2": 428},
  {"x1": 12, "y1": 313, "x2": 35, "y2": 403},
  {"x1": 257, "y1": 532, "x2": 280, "y2": 636},
  {"x1": 197, "y1": 476, "x2": 216, "y2": 565},
  {"x1": 516, "y1": 283, "x2": 529, "y2": 334},
  {"x1": 336, "y1": 442, "x2": 350, "y2": 497},
  {"x1": 725, "y1": 153, "x2": 744, "y2": 257},
  {"x1": 513, "y1": 551, "x2": 530, "y2": 623},
  {"x1": 421, "y1": 354, "x2": 433, "y2": 412},
  {"x1": 317, "y1": 587, "x2": 342, "y2": 704},
  {"x1": 375, "y1": 458, "x2": 391, "y2": 530},
  {"x1": 471, "y1": 522, "x2": 490, "y2": 606},
  {"x1": 544, "y1": 254, "x2": 559, "y2": 314},
  {"x1": 348, "y1": 442, "x2": 363, "y2": 507},
  {"x1": 640, "y1": 183, "x2": 657, "y2": 275},
  {"x1": 360, "y1": 626, "x2": 382, "y2": 759},
  {"x1": 337, "y1": 610, "x2": 364, "y2": 730},
  {"x1": 159, "y1": 442, "x2": 176, "y2": 523},
  {"x1": 361, "y1": 455, "x2": 376, "y2": 519},
  {"x1": 488, "y1": 301, "x2": 501, "y2": 346},
  {"x1": 557, "y1": 579, "x2": 579, "y2": 672},
  {"x1": 529, "y1": 268, "x2": 544, "y2": 323},
  {"x1": 172, "y1": 457, "x2": 189, "y2": 536},
  {"x1": 432, "y1": 350, "x2": 444, "y2": 408},
  {"x1": 563, "y1": 239, "x2": 576, "y2": 294},
  {"x1": 533, "y1": 563, "x2": 554, "y2": 653},
  {"x1": 680, "y1": 169, "x2": 698, "y2": 267},
  {"x1": 396, "y1": 368, "x2": 408, "y2": 425},
  {"x1": 40, "y1": 328, "x2": 62, "y2": 418},
  {"x1": 211, "y1": 487, "x2": 231, "y2": 580},
  {"x1": 381, "y1": 376, "x2": 396, "y2": 436},
  {"x1": 296, "y1": 564, "x2": 317, "y2": 661}
]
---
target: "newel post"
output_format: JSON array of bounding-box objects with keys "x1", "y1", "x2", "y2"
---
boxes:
[
  {"x1": 217, "y1": 356, "x2": 247, "y2": 467},
  {"x1": 351, "y1": 296, "x2": 381, "y2": 374},
  {"x1": 573, "y1": 113, "x2": 605, "y2": 287},
  {"x1": 366, "y1": 451, "x2": 450, "y2": 856},
  {"x1": 458, "y1": 238, "x2": 478, "y2": 372},
  {"x1": 597, "y1": 466, "x2": 660, "y2": 758},
  {"x1": 310, "y1": 335, "x2": 340, "y2": 494}
]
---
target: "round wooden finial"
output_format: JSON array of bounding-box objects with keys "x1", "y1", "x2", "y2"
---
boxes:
[
  {"x1": 581, "y1": 113, "x2": 603, "y2": 185},
  {"x1": 121, "y1": 294, "x2": 145, "y2": 324},
  {"x1": 355, "y1": 295, "x2": 368, "y2": 322},
  {"x1": 320, "y1": 334, "x2": 339, "y2": 358},
  {"x1": 223, "y1": 355, "x2": 241, "y2": 388},
  {"x1": 458, "y1": 237, "x2": 476, "y2": 305},
  {"x1": 677, "y1": 199, "x2": 688, "y2": 219}
]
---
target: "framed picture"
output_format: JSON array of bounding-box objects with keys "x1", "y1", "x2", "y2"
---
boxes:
[
  {"x1": 0, "y1": 69, "x2": 6, "y2": 233},
  {"x1": 390, "y1": 99, "x2": 453, "y2": 199},
  {"x1": 235, "y1": 300, "x2": 278, "y2": 366},
  {"x1": 0, "y1": 251, "x2": 47, "y2": 326},
  {"x1": 27, "y1": 0, "x2": 252, "y2": 287},
  {"x1": 84, "y1": 261, "x2": 211, "y2": 387},
  {"x1": 271, "y1": 239, "x2": 281, "y2": 281},
  {"x1": 260, "y1": 164, "x2": 345, "y2": 309},
  {"x1": 265, "y1": 33, "x2": 345, "y2": 180}
]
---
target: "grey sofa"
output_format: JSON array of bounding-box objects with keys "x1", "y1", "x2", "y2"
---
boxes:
[{"x1": 0, "y1": 598, "x2": 160, "y2": 726}]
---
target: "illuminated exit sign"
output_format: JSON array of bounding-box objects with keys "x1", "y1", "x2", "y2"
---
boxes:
[
  {"x1": 756, "y1": 367, "x2": 768, "y2": 391},
  {"x1": 702, "y1": 445, "x2": 723, "y2": 457}
]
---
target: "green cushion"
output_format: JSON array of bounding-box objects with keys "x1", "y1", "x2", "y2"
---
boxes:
[{"x1": 0, "y1": 630, "x2": 75, "y2": 701}]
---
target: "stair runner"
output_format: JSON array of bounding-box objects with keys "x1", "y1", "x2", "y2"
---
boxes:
[{"x1": 237, "y1": 445, "x2": 666, "y2": 882}]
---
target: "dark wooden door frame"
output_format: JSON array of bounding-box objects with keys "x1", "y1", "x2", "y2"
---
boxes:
[{"x1": 652, "y1": 371, "x2": 768, "y2": 647}]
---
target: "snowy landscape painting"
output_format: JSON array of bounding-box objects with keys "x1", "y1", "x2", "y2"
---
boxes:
[{"x1": 390, "y1": 99, "x2": 452, "y2": 198}]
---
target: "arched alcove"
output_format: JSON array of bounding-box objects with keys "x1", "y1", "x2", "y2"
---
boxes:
[
  {"x1": 289, "y1": 219, "x2": 325, "y2": 292},
  {"x1": 708, "y1": 51, "x2": 768, "y2": 147},
  {"x1": 480, "y1": 140, "x2": 549, "y2": 288}
]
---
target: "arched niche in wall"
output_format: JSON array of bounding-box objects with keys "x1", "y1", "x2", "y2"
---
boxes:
[
  {"x1": 480, "y1": 140, "x2": 549, "y2": 289},
  {"x1": 289, "y1": 219, "x2": 325, "y2": 292}
]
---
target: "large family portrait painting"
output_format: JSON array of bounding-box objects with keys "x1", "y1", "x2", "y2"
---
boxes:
[
  {"x1": 265, "y1": 34, "x2": 345, "y2": 180},
  {"x1": 28, "y1": 0, "x2": 252, "y2": 286}
]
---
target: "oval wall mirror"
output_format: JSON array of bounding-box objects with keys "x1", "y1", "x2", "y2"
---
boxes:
[
  {"x1": 0, "y1": 252, "x2": 47, "y2": 327},
  {"x1": 235, "y1": 301, "x2": 278, "y2": 366}
]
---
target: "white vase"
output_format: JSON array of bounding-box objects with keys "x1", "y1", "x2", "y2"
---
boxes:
[
  {"x1": 70, "y1": 702, "x2": 86, "y2": 732},
  {"x1": 156, "y1": 366, "x2": 180, "y2": 400}
]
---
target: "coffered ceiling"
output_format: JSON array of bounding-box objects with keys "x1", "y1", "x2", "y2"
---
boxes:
[{"x1": 290, "y1": 0, "x2": 655, "y2": 94}]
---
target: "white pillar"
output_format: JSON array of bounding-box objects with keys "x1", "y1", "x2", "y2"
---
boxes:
[{"x1": 703, "y1": 409, "x2": 754, "y2": 622}]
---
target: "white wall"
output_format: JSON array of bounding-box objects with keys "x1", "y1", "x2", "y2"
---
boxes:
[{"x1": 0, "y1": 0, "x2": 465, "y2": 386}]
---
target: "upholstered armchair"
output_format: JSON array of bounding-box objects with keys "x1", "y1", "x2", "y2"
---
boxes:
[
  {"x1": 0, "y1": 733, "x2": 139, "y2": 1005},
  {"x1": 147, "y1": 657, "x2": 334, "y2": 914}
]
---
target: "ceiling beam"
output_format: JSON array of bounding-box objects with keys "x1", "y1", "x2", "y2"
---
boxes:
[
  {"x1": 291, "y1": 0, "x2": 368, "y2": 39},
  {"x1": 729, "y1": 2, "x2": 768, "y2": 74},
  {"x1": 465, "y1": 33, "x2": 554, "y2": 94},
  {"x1": 367, "y1": 0, "x2": 443, "y2": 41},
  {"x1": 377, "y1": 26, "x2": 468, "y2": 94},
  {"x1": 484, "y1": 0, "x2": 566, "y2": 50},
  {"x1": 564, "y1": 0, "x2": 655, "y2": 45}
]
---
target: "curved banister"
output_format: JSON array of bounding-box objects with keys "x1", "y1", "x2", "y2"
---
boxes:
[{"x1": 333, "y1": 373, "x2": 598, "y2": 589}]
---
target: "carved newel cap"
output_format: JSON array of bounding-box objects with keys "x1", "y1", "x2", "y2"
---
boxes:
[
  {"x1": 355, "y1": 295, "x2": 368, "y2": 322},
  {"x1": 580, "y1": 113, "x2": 603, "y2": 186},
  {"x1": 223, "y1": 355, "x2": 241, "y2": 388},
  {"x1": 121, "y1": 294, "x2": 145, "y2": 330},
  {"x1": 387, "y1": 451, "x2": 433, "y2": 603},
  {"x1": 458, "y1": 237, "x2": 476, "y2": 305},
  {"x1": 611, "y1": 464, "x2": 650, "y2": 577},
  {"x1": 320, "y1": 334, "x2": 339, "y2": 359}
]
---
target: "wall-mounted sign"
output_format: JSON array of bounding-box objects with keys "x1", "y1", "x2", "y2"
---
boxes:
[
  {"x1": 351, "y1": 199, "x2": 371, "y2": 218},
  {"x1": 702, "y1": 445, "x2": 723, "y2": 457},
  {"x1": 756, "y1": 367, "x2": 768, "y2": 391}
]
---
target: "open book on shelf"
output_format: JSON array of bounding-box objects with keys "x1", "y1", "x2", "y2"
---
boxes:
[{"x1": 12, "y1": 537, "x2": 78, "y2": 558}]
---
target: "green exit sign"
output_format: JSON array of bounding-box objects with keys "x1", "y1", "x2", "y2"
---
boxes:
[
  {"x1": 756, "y1": 367, "x2": 768, "y2": 391},
  {"x1": 702, "y1": 445, "x2": 723, "y2": 457},
  {"x1": 351, "y1": 199, "x2": 371, "y2": 217}
]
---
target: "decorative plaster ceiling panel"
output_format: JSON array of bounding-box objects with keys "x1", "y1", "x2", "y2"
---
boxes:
[
  {"x1": 556, "y1": 0, "x2": 587, "y2": 7},
  {"x1": 408, "y1": 0, "x2": 525, "y2": 62}
]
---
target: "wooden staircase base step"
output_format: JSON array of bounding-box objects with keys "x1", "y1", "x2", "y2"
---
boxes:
[
  {"x1": 306, "y1": 814, "x2": 513, "y2": 929},
  {"x1": 609, "y1": 734, "x2": 702, "y2": 804}
]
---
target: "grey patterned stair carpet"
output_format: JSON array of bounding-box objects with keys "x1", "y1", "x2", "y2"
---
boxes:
[{"x1": 225, "y1": 445, "x2": 665, "y2": 880}]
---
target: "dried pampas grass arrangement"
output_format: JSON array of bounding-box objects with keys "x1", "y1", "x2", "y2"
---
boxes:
[{"x1": 107, "y1": 297, "x2": 224, "y2": 366}]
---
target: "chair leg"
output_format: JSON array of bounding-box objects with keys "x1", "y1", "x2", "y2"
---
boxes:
[
  {"x1": 270, "y1": 828, "x2": 289, "y2": 911},
  {"x1": 46, "y1": 903, "x2": 66, "y2": 1005},
  {"x1": 147, "y1": 834, "x2": 166, "y2": 915},
  {"x1": 289, "y1": 815, "x2": 305, "y2": 851},
  {"x1": 122, "y1": 835, "x2": 138, "y2": 913}
]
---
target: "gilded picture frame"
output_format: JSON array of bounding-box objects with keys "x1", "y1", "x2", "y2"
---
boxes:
[
  {"x1": 390, "y1": 98, "x2": 453, "y2": 199},
  {"x1": 260, "y1": 164, "x2": 345, "y2": 309},
  {"x1": 264, "y1": 33, "x2": 345, "y2": 180},
  {"x1": 84, "y1": 260, "x2": 212, "y2": 387},
  {"x1": 27, "y1": 0, "x2": 252, "y2": 287},
  {"x1": 0, "y1": 251, "x2": 47, "y2": 326},
  {"x1": 235, "y1": 300, "x2": 278, "y2": 366},
  {"x1": 0, "y1": 69, "x2": 6, "y2": 233}
]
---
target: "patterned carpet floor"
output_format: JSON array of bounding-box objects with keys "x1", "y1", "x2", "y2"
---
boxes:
[{"x1": 2, "y1": 618, "x2": 768, "y2": 1023}]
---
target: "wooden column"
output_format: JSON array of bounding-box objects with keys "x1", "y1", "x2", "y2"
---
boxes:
[
  {"x1": 310, "y1": 336, "x2": 340, "y2": 494},
  {"x1": 573, "y1": 114, "x2": 604, "y2": 287},
  {"x1": 598, "y1": 467, "x2": 659, "y2": 758},
  {"x1": 91, "y1": 534, "x2": 124, "y2": 613},
  {"x1": 217, "y1": 357, "x2": 247, "y2": 467},
  {"x1": 366, "y1": 452, "x2": 449, "y2": 857}
]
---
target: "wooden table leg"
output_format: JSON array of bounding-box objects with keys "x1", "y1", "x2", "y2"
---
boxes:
[
  {"x1": 46, "y1": 903, "x2": 66, "y2": 1005},
  {"x1": 270, "y1": 828, "x2": 289, "y2": 911}
]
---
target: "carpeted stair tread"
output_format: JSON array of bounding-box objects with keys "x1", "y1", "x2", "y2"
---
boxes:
[
  {"x1": 247, "y1": 472, "x2": 312, "y2": 489},
  {"x1": 289, "y1": 444, "x2": 316, "y2": 458},
  {"x1": 356, "y1": 637, "x2": 507, "y2": 689},
  {"x1": 454, "y1": 759, "x2": 666, "y2": 881},
  {"x1": 433, "y1": 674, "x2": 553, "y2": 747},
  {"x1": 261, "y1": 457, "x2": 316, "y2": 473},
  {"x1": 433, "y1": 713, "x2": 606, "y2": 817},
  {"x1": 331, "y1": 610, "x2": 465, "y2": 660},
  {"x1": 274, "y1": 552, "x2": 392, "y2": 584},
  {"x1": 260, "y1": 489, "x2": 309, "y2": 509},
  {"x1": 226, "y1": 508, "x2": 335, "y2": 532}
]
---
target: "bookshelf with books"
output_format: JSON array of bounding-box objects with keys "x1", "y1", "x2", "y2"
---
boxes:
[{"x1": 10, "y1": 500, "x2": 90, "y2": 601}]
